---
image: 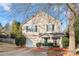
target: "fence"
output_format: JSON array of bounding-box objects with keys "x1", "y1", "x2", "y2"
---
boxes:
[{"x1": 0, "y1": 38, "x2": 15, "y2": 44}]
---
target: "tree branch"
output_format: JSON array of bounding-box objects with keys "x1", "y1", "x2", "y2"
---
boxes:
[{"x1": 66, "y1": 3, "x2": 77, "y2": 17}]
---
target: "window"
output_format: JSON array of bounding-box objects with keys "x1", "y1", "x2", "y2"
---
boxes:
[
  {"x1": 47, "y1": 23, "x2": 54, "y2": 31},
  {"x1": 26, "y1": 25, "x2": 37, "y2": 32}
]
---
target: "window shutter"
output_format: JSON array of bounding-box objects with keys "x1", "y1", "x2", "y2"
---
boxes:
[
  {"x1": 47, "y1": 25, "x2": 48, "y2": 31},
  {"x1": 52, "y1": 25, "x2": 54, "y2": 31},
  {"x1": 35, "y1": 25, "x2": 37, "y2": 32},
  {"x1": 26, "y1": 26, "x2": 28, "y2": 32}
]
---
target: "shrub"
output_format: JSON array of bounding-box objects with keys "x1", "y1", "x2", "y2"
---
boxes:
[
  {"x1": 15, "y1": 35, "x2": 26, "y2": 47},
  {"x1": 62, "y1": 36, "x2": 69, "y2": 48},
  {"x1": 36, "y1": 42, "x2": 42, "y2": 47},
  {"x1": 42, "y1": 43, "x2": 44, "y2": 46},
  {"x1": 42, "y1": 42, "x2": 48, "y2": 46},
  {"x1": 19, "y1": 36, "x2": 26, "y2": 47},
  {"x1": 48, "y1": 43, "x2": 53, "y2": 48},
  {"x1": 53, "y1": 45, "x2": 59, "y2": 48},
  {"x1": 15, "y1": 37, "x2": 20, "y2": 46}
]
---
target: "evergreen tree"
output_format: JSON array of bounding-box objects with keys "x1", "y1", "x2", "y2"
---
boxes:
[
  {"x1": 11, "y1": 20, "x2": 20, "y2": 38},
  {"x1": 11, "y1": 20, "x2": 26, "y2": 47}
]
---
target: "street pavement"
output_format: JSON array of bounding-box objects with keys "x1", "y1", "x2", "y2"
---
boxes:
[{"x1": 0, "y1": 48, "x2": 47, "y2": 56}]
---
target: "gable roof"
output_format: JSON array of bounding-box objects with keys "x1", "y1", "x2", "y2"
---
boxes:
[{"x1": 22, "y1": 11, "x2": 61, "y2": 25}]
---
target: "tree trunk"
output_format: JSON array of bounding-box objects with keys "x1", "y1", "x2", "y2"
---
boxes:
[
  {"x1": 68, "y1": 11, "x2": 76, "y2": 55},
  {"x1": 66, "y1": 3, "x2": 77, "y2": 55}
]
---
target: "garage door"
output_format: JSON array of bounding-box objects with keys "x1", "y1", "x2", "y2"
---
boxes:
[{"x1": 26, "y1": 39, "x2": 34, "y2": 47}]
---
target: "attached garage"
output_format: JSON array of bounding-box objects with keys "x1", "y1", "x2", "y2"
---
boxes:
[{"x1": 26, "y1": 39, "x2": 34, "y2": 47}]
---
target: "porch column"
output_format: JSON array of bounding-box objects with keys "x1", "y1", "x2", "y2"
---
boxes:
[
  {"x1": 49, "y1": 35, "x2": 53, "y2": 43},
  {"x1": 59, "y1": 37, "x2": 63, "y2": 48},
  {"x1": 48, "y1": 34, "x2": 53, "y2": 43},
  {"x1": 50, "y1": 37, "x2": 52, "y2": 40}
]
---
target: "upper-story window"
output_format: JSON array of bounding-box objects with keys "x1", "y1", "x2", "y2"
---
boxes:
[
  {"x1": 47, "y1": 23, "x2": 54, "y2": 31},
  {"x1": 26, "y1": 25, "x2": 37, "y2": 32}
]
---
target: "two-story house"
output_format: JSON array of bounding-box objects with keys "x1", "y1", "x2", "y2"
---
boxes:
[{"x1": 22, "y1": 11, "x2": 64, "y2": 48}]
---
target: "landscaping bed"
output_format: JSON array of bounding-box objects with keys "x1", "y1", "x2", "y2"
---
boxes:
[
  {"x1": 32, "y1": 47, "x2": 68, "y2": 56},
  {"x1": 47, "y1": 48, "x2": 67, "y2": 56},
  {"x1": 32, "y1": 47, "x2": 45, "y2": 52}
]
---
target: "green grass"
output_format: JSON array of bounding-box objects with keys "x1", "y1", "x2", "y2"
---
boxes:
[{"x1": 47, "y1": 50, "x2": 64, "y2": 56}]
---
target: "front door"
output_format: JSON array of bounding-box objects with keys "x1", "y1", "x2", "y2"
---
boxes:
[
  {"x1": 53, "y1": 37, "x2": 59, "y2": 47},
  {"x1": 44, "y1": 38, "x2": 48, "y2": 46},
  {"x1": 53, "y1": 39, "x2": 57, "y2": 46}
]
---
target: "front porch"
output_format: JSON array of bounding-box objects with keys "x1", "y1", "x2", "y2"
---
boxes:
[{"x1": 39, "y1": 32, "x2": 64, "y2": 48}]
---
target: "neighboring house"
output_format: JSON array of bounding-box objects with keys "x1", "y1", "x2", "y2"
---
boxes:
[{"x1": 22, "y1": 11, "x2": 64, "y2": 48}]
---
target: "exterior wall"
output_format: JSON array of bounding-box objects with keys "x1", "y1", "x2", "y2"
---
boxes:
[{"x1": 22, "y1": 11, "x2": 61, "y2": 47}]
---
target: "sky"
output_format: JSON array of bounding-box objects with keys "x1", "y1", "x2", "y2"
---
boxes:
[{"x1": 0, "y1": 3, "x2": 68, "y2": 31}]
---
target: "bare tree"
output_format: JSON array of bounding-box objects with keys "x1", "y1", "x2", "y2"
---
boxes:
[
  {"x1": 67, "y1": 3, "x2": 78, "y2": 55},
  {"x1": 51, "y1": 3, "x2": 78, "y2": 55}
]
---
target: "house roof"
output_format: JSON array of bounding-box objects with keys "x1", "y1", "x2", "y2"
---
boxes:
[{"x1": 22, "y1": 11, "x2": 61, "y2": 25}]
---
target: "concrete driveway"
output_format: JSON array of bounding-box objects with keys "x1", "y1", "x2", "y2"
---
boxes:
[{"x1": 0, "y1": 48, "x2": 47, "y2": 56}]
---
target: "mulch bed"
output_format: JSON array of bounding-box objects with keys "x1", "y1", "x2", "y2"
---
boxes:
[
  {"x1": 32, "y1": 47, "x2": 69, "y2": 56},
  {"x1": 28, "y1": 47, "x2": 79, "y2": 56},
  {"x1": 32, "y1": 48, "x2": 45, "y2": 52},
  {"x1": 48, "y1": 48, "x2": 66, "y2": 50}
]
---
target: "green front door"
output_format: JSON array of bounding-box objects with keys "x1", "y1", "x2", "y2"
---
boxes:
[{"x1": 44, "y1": 38, "x2": 48, "y2": 46}]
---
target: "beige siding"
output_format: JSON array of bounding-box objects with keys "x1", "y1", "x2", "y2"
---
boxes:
[{"x1": 22, "y1": 11, "x2": 61, "y2": 47}]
